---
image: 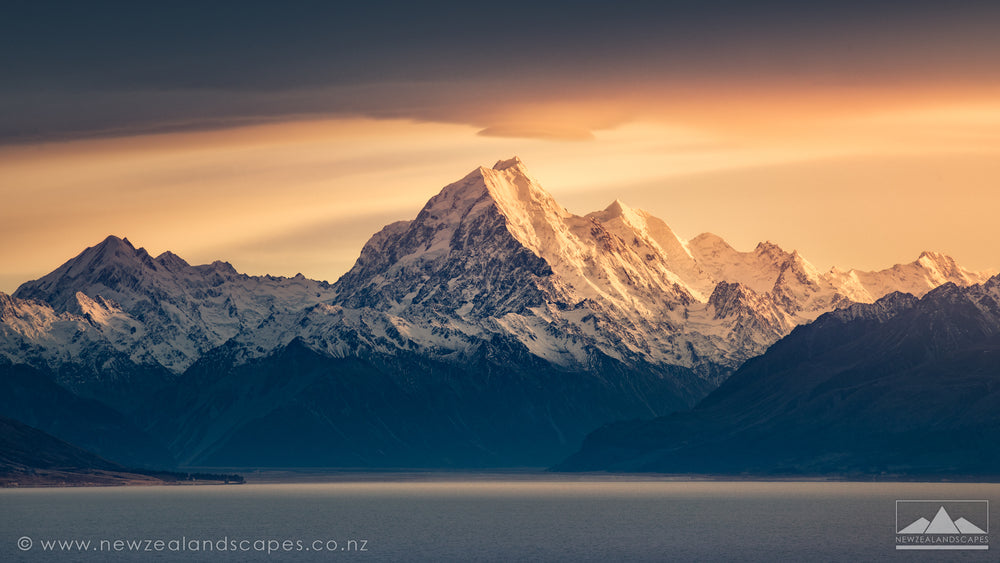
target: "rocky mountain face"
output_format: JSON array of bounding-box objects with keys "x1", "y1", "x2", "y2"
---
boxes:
[
  {"x1": 0, "y1": 157, "x2": 993, "y2": 468},
  {"x1": 557, "y1": 276, "x2": 1000, "y2": 476}
]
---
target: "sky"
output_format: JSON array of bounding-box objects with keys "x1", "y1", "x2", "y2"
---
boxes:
[{"x1": 2, "y1": 1, "x2": 999, "y2": 292}]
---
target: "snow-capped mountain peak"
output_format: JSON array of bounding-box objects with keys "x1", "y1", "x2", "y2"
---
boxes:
[
  {"x1": 13, "y1": 235, "x2": 162, "y2": 314},
  {"x1": 586, "y1": 200, "x2": 710, "y2": 298},
  {"x1": 590, "y1": 199, "x2": 640, "y2": 223},
  {"x1": 154, "y1": 250, "x2": 192, "y2": 272},
  {"x1": 11, "y1": 234, "x2": 338, "y2": 374},
  {"x1": 830, "y1": 251, "x2": 996, "y2": 304},
  {"x1": 479, "y1": 158, "x2": 574, "y2": 255},
  {"x1": 332, "y1": 160, "x2": 559, "y2": 314},
  {"x1": 915, "y1": 250, "x2": 982, "y2": 285},
  {"x1": 492, "y1": 156, "x2": 525, "y2": 171}
]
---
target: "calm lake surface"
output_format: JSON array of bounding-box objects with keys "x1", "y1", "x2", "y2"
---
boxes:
[{"x1": 2, "y1": 476, "x2": 997, "y2": 561}]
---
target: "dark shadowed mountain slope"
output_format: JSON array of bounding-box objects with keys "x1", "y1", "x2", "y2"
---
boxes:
[
  {"x1": 0, "y1": 362, "x2": 173, "y2": 467},
  {"x1": 0, "y1": 415, "x2": 122, "y2": 473},
  {"x1": 0, "y1": 416, "x2": 204, "y2": 487},
  {"x1": 145, "y1": 337, "x2": 709, "y2": 468}
]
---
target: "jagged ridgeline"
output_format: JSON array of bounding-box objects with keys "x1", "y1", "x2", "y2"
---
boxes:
[{"x1": 0, "y1": 158, "x2": 992, "y2": 468}]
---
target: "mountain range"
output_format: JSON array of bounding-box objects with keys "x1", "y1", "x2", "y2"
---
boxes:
[
  {"x1": 557, "y1": 277, "x2": 1000, "y2": 476},
  {"x1": 0, "y1": 157, "x2": 993, "y2": 469}
]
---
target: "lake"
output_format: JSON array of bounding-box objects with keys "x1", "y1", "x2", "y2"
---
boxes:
[{"x1": 2, "y1": 476, "x2": 996, "y2": 561}]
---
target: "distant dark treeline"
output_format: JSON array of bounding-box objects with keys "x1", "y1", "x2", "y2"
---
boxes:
[{"x1": 129, "y1": 469, "x2": 245, "y2": 484}]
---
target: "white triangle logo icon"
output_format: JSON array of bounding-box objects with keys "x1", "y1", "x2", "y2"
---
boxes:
[
  {"x1": 898, "y1": 517, "x2": 930, "y2": 534},
  {"x1": 954, "y1": 517, "x2": 987, "y2": 534},
  {"x1": 924, "y1": 507, "x2": 962, "y2": 534}
]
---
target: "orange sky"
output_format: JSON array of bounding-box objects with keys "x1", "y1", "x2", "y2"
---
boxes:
[{"x1": 2, "y1": 86, "x2": 999, "y2": 292}]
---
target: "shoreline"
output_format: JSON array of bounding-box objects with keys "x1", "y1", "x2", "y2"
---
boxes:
[
  {"x1": 1, "y1": 468, "x2": 245, "y2": 489},
  {"x1": 7, "y1": 468, "x2": 999, "y2": 488}
]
